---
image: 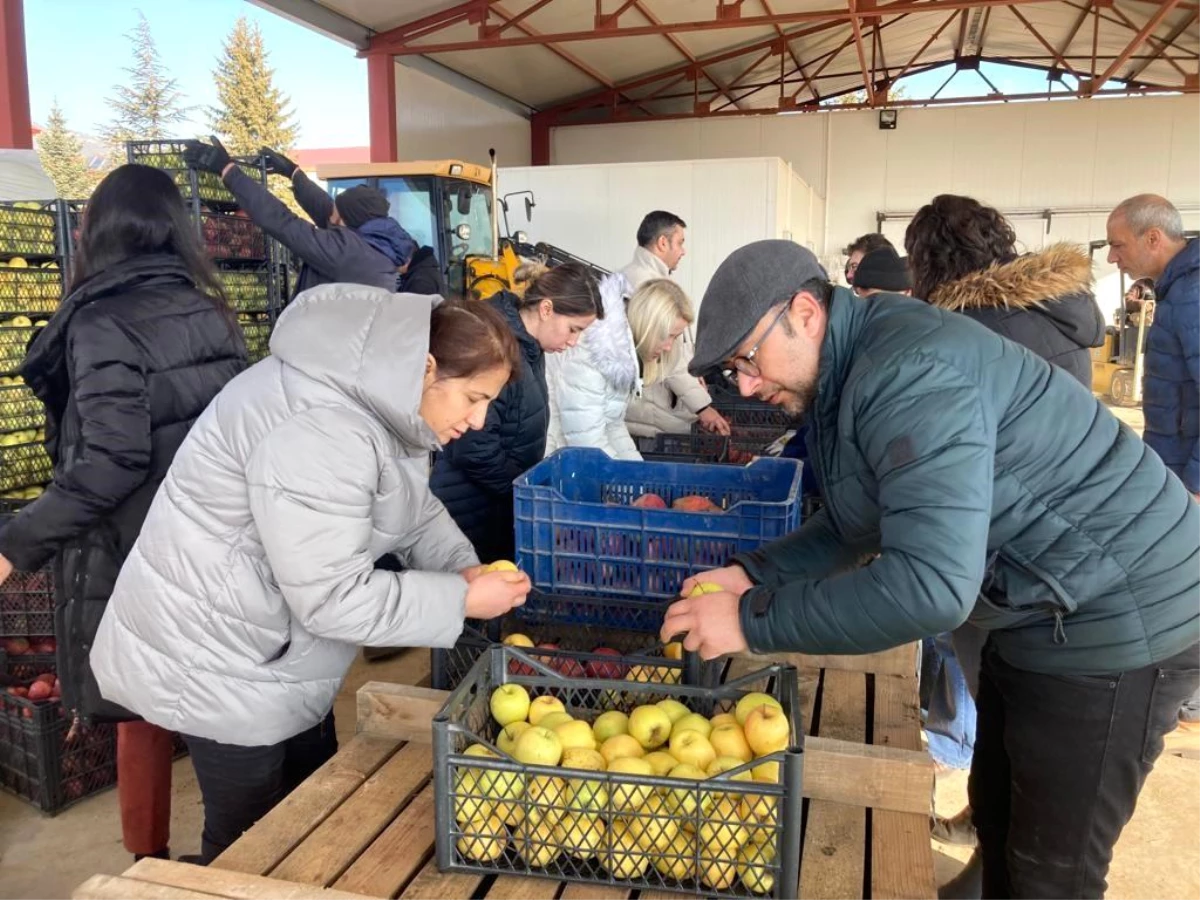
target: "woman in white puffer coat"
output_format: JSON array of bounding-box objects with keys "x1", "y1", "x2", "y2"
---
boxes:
[
  {"x1": 544, "y1": 271, "x2": 643, "y2": 460},
  {"x1": 90, "y1": 284, "x2": 531, "y2": 863}
]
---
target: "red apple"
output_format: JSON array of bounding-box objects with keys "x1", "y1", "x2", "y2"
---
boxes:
[
  {"x1": 27, "y1": 680, "x2": 52, "y2": 701},
  {"x1": 585, "y1": 647, "x2": 627, "y2": 679}
]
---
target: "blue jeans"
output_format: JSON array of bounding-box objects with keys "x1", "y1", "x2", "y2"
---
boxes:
[{"x1": 921, "y1": 632, "x2": 977, "y2": 769}]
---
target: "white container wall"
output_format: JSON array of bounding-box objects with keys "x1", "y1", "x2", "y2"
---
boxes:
[{"x1": 497, "y1": 157, "x2": 819, "y2": 307}]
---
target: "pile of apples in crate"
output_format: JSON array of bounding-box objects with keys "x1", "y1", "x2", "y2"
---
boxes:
[
  {"x1": 630, "y1": 492, "x2": 723, "y2": 513},
  {"x1": 456, "y1": 660, "x2": 791, "y2": 892}
]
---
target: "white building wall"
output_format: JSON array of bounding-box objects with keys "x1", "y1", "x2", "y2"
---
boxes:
[
  {"x1": 498, "y1": 158, "x2": 810, "y2": 307},
  {"x1": 393, "y1": 63, "x2": 531, "y2": 168}
]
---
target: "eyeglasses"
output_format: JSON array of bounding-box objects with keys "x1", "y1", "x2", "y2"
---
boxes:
[
  {"x1": 721, "y1": 303, "x2": 790, "y2": 384},
  {"x1": 844, "y1": 260, "x2": 859, "y2": 280}
]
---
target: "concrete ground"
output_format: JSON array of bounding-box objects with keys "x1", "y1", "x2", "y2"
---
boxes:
[{"x1": 1, "y1": 401, "x2": 1192, "y2": 899}]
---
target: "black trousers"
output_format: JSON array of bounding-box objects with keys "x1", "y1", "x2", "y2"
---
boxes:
[
  {"x1": 968, "y1": 641, "x2": 1199, "y2": 899},
  {"x1": 183, "y1": 712, "x2": 338, "y2": 864}
]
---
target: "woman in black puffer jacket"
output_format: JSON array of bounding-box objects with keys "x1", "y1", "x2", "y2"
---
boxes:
[
  {"x1": 0, "y1": 164, "x2": 247, "y2": 861},
  {"x1": 430, "y1": 263, "x2": 601, "y2": 562}
]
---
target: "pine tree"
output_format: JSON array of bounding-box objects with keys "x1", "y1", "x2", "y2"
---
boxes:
[
  {"x1": 37, "y1": 101, "x2": 97, "y2": 199},
  {"x1": 209, "y1": 17, "x2": 298, "y2": 157},
  {"x1": 102, "y1": 10, "x2": 190, "y2": 156}
]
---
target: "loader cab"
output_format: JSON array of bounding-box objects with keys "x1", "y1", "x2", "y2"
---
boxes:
[{"x1": 318, "y1": 160, "x2": 495, "y2": 297}]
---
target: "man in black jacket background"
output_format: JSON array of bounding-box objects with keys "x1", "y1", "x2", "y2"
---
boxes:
[{"x1": 184, "y1": 139, "x2": 417, "y2": 297}]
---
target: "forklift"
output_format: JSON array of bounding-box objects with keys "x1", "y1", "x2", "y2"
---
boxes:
[{"x1": 316, "y1": 150, "x2": 606, "y2": 300}]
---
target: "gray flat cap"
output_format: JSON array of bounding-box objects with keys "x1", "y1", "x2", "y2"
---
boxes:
[{"x1": 690, "y1": 240, "x2": 829, "y2": 376}]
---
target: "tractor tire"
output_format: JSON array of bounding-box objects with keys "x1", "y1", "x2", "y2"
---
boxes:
[{"x1": 1110, "y1": 368, "x2": 1137, "y2": 407}]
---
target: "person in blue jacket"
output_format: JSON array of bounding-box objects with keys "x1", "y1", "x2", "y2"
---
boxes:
[
  {"x1": 1108, "y1": 194, "x2": 1200, "y2": 731},
  {"x1": 663, "y1": 240, "x2": 1199, "y2": 899},
  {"x1": 430, "y1": 263, "x2": 601, "y2": 563}
]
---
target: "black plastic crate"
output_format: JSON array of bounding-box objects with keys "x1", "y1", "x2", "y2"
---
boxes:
[
  {"x1": 239, "y1": 317, "x2": 271, "y2": 362},
  {"x1": 221, "y1": 269, "x2": 273, "y2": 313},
  {"x1": 3, "y1": 653, "x2": 55, "y2": 680},
  {"x1": 0, "y1": 266, "x2": 63, "y2": 317},
  {"x1": 0, "y1": 690, "x2": 116, "y2": 814},
  {"x1": 433, "y1": 646, "x2": 804, "y2": 898},
  {"x1": 0, "y1": 382, "x2": 45, "y2": 433},
  {"x1": 0, "y1": 564, "x2": 55, "y2": 638},
  {"x1": 0, "y1": 440, "x2": 52, "y2": 494},
  {"x1": 431, "y1": 592, "x2": 718, "y2": 691},
  {"x1": 126, "y1": 140, "x2": 266, "y2": 212},
  {"x1": 0, "y1": 202, "x2": 59, "y2": 260},
  {"x1": 639, "y1": 428, "x2": 790, "y2": 465}
]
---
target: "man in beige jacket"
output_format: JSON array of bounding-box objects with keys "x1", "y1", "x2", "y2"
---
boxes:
[{"x1": 621, "y1": 211, "x2": 730, "y2": 437}]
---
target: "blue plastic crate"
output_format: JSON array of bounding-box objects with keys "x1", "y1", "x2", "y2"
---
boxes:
[{"x1": 514, "y1": 448, "x2": 802, "y2": 605}]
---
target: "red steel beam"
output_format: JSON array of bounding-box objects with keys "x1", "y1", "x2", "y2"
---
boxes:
[
  {"x1": 1009, "y1": 5, "x2": 1083, "y2": 77},
  {"x1": 761, "y1": 0, "x2": 819, "y2": 101},
  {"x1": 892, "y1": 10, "x2": 958, "y2": 82},
  {"x1": 0, "y1": 0, "x2": 32, "y2": 150},
  {"x1": 1056, "y1": 1, "x2": 1092, "y2": 60},
  {"x1": 370, "y1": 0, "x2": 1044, "y2": 54},
  {"x1": 1127, "y1": 9, "x2": 1198, "y2": 79},
  {"x1": 1108, "y1": 2, "x2": 1192, "y2": 78},
  {"x1": 373, "y1": 0, "x2": 490, "y2": 47},
  {"x1": 366, "y1": 52, "x2": 398, "y2": 162},
  {"x1": 483, "y1": 0, "x2": 557, "y2": 38},
  {"x1": 1063, "y1": 0, "x2": 1190, "y2": 77},
  {"x1": 847, "y1": 0, "x2": 877, "y2": 105},
  {"x1": 633, "y1": 0, "x2": 743, "y2": 109},
  {"x1": 1088, "y1": 0, "x2": 1183, "y2": 92}
]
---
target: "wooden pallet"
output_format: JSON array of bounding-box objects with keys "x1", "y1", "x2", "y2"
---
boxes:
[{"x1": 75, "y1": 653, "x2": 936, "y2": 900}]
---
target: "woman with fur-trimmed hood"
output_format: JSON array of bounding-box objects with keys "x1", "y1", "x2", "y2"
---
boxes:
[{"x1": 906, "y1": 195, "x2": 1105, "y2": 387}]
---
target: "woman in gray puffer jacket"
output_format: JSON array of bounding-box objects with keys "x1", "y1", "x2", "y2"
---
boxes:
[{"x1": 90, "y1": 284, "x2": 530, "y2": 863}]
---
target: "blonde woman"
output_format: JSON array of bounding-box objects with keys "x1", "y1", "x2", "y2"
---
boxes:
[{"x1": 625, "y1": 278, "x2": 730, "y2": 439}]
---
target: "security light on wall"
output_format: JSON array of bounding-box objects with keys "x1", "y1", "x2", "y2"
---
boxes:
[{"x1": 879, "y1": 109, "x2": 898, "y2": 130}]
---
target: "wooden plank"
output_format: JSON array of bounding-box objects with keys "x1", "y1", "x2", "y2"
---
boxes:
[
  {"x1": 736, "y1": 642, "x2": 920, "y2": 678},
  {"x1": 271, "y1": 742, "x2": 433, "y2": 886},
  {"x1": 871, "y1": 675, "x2": 937, "y2": 899},
  {"x1": 357, "y1": 681, "x2": 448, "y2": 742},
  {"x1": 73, "y1": 875, "x2": 219, "y2": 900},
  {"x1": 558, "y1": 883, "x2": 630, "y2": 899},
  {"x1": 212, "y1": 733, "x2": 401, "y2": 876},
  {"x1": 123, "y1": 860, "x2": 375, "y2": 900},
  {"x1": 800, "y1": 669, "x2": 868, "y2": 900},
  {"x1": 398, "y1": 857, "x2": 484, "y2": 900},
  {"x1": 333, "y1": 783, "x2": 438, "y2": 897},
  {"x1": 485, "y1": 875, "x2": 560, "y2": 899}
]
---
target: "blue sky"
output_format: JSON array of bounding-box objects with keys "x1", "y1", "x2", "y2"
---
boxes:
[{"x1": 24, "y1": 0, "x2": 369, "y2": 148}]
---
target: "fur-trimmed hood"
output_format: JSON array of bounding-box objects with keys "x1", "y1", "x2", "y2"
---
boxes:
[
  {"x1": 928, "y1": 243, "x2": 1104, "y2": 349},
  {"x1": 581, "y1": 272, "x2": 640, "y2": 395}
]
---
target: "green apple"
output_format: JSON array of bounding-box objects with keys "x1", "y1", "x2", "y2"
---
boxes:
[{"x1": 490, "y1": 683, "x2": 531, "y2": 726}]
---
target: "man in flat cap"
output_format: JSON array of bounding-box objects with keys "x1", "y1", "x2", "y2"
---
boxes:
[
  {"x1": 661, "y1": 239, "x2": 1199, "y2": 899},
  {"x1": 185, "y1": 138, "x2": 418, "y2": 298}
]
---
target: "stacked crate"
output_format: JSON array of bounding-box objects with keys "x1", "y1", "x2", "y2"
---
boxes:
[{"x1": 126, "y1": 140, "x2": 285, "y2": 362}]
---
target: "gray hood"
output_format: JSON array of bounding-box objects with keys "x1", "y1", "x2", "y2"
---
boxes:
[{"x1": 270, "y1": 284, "x2": 440, "y2": 451}]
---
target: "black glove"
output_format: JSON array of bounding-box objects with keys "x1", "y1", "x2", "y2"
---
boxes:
[
  {"x1": 260, "y1": 147, "x2": 297, "y2": 179},
  {"x1": 183, "y1": 136, "x2": 232, "y2": 176}
]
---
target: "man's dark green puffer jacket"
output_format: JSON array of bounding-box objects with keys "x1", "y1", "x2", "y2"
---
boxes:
[{"x1": 735, "y1": 287, "x2": 1199, "y2": 675}]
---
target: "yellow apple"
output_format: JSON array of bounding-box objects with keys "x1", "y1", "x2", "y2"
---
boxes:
[
  {"x1": 709, "y1": 712, "x2": 738, "y2": 729},
  {"x1": 625, "y1": 806, "x2": 680, "y2": 850},
  {"x1": 709, "y1": 723, "x2": 753, "y2": 762},
  {"x1": 744, "y1": 706, "x2": 790, "y2": 756},
  {"x1": 456, "y1": 814, "x2": 508, "y2": 862},
  {"x1": 554, "y1": 719, "x2": 596, "y2": 752},
  {"x1": 706, "y1": 755, "x2": 753, "y2": 778},
  {"x1": 561, "y1": 747, "x2": 605, "y2": 772},
  {"x1": 514, "y1": 725, "x2": 563, "y2": 766},
  {"x1": 626, "y1": 664, "x2": 680, "y2": 684},
  {"x1": 503, "y1": 774, "x2": 565, "y2": 829},
  {"x1": 752, "y1": 760, "x2": 780, "y2": 783},
  {"x1": 527, "y1": 695, "x2": 566, "y2": 726},
  {"x1": 538, "y1": 711, "x2": 574, "y2": 731},
  {"x1": 699, "y1": 796, "x2": 749, "y2": 858},
  {"x1": 662, "y1": 641, "x2": 684, "y2": 660},
  {"x1": 600, "y1": 733, "x2": 644, "y2": 765},
  {"x1": 601, "y1": 824, "x2": 650, "y2": 879},
  {"x1": 490, "y1": 683, "x2": 531, "y2": 726},
  {"x1": 701, "y1": 858, "x2": 740, "y2": 891},
  {"x1": 663, "y1": 762, "x2": 706, "y2": 817},
  {"x1": 553, "y1": 814, "x2": 605, "y2": 860},
  {"x1": 513, "y1": 819, "x2": 559, "y2": 868},
  {"x1": 592, "y1": 710, "x2": 629, "y2": 743},
  {"x1": 738, "y1": 836, "x2": 777, "y2": 894},
  {"x1": 607, "y1": 757, "x2": 655, "y2": 811},
  {"x1": 629, "y1": 704, "x2": 673, "y2": 750},
  {"x1": 689, "y1": 581, "x2": 724, "y2": 596},
  {"x1": 484, "y1": 560, "x2": 519, "y2": 573},
  {"x1": 669, "y1": 729, "x2": 716, "y2": 771},
  {"x1": 654, "y1": 829, "x2": 696, "y2": 881},
  {"x1": 643, "y1": 750, "x2": 678, "y2": 776},
  {"x1": 655, "y1": 698, "x2": 689, "y2": 724},
  {"x1": 565, "y1": 772, "x2": 608, "y2": 814},
  {"x1": 503, "y1": 633, "x2": 534, "y2": 648},
  {"x1": 734, "y1": 692, "x2": 783, "y2": 726},
  {"x1": 455, "y1": 744, "x2": 508, "y2": 823},
  {"x1": 672, "y1": 713, "x2": 712, "y2": 739},
  {"x1": 496, "y1": 721, "x2": 532, "y2": 756},
  {"x1": 742, "y1": 791, "x2": 778, "y2": 828}
]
